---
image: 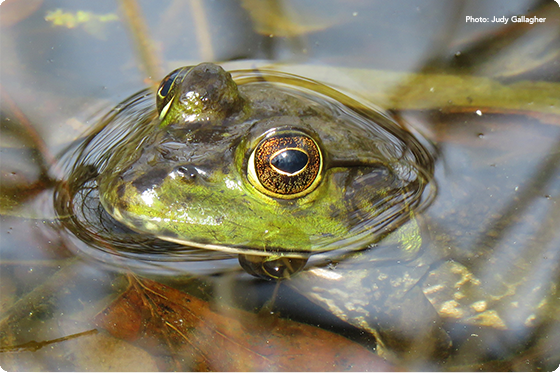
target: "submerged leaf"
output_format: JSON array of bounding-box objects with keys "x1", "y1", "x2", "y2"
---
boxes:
[
  {"x1": 95, "y1": 276, "x2": 394, "y2": 371},
  {"x1": 241, "y1": 0, "x2": 339, "y2": 37},
  {"x1": 253, "y1": 63, "x2": 560, "y2": 124}
]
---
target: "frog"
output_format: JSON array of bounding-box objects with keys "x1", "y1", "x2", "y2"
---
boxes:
[
  {"x1": 93, "y1": 62, "x2": 435, "y2": 280},
  {"x1": 56, "y1": 62, "x2": 444, "y2": 365},
  {"x1": 56, "y1": 63, "x2": 560, "y2": 369}
]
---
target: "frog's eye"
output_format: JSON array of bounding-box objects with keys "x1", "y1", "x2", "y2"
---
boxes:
[
  {"x1": 156, "y1": 67, "x2": 189, "y2": 119},
  {"x1": 248, "y1": 131, "x2": 323, "y2": 199}
]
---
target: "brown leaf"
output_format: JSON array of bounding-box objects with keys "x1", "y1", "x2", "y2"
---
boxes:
[{"x1": 95, "y1": 276, "x2": 395, "y2": 371}]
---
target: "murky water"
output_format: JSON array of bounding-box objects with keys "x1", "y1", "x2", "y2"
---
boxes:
[{"x1": 1, "y1": 0, "x2": 559, "y2": 371}]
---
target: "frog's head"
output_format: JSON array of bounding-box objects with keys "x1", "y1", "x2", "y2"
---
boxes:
[{"x1": 98, "y1": 63, "x2": 433, "y2": 279}]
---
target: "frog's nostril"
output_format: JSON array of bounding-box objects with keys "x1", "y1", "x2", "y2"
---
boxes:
[{"x1": 174, "y1": 165, "x2": 199, "y2": 182}]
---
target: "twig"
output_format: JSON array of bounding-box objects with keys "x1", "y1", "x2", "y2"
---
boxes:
[
  {"x1": 0, "y1": 84, "x2": 60, "y2": 177},
  {"x1": 119, "y1": 0, "x2": 164, "y2": 88},
  {"x1": 0, "y1": 329, "x2": 98, "y2": 353},
  {"x1": 190, "y1": 0, "x2": 214, "y2": 61}
]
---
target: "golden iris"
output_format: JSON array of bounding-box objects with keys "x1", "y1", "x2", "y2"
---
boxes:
[{"x1": 249, "y1": 130, "x2": 322, "y2": 198}]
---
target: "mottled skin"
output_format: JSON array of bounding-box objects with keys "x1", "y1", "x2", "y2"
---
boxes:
[{"x1": 98, "y1": 63, "x2": 428, "y2": 263}]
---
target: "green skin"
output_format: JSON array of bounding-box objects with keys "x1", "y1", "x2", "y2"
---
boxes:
[{"x1": 98, "y1": 63, "x2": 423, "y2": 259}]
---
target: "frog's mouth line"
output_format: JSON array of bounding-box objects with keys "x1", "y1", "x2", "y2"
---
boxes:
[{"x1": 157, "y1": 235, "x2": 313, "y2": 259}]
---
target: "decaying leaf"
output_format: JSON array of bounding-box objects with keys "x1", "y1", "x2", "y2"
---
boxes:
[{"x1": 95, "y1": 276, "x2": 394, "y2": 371}]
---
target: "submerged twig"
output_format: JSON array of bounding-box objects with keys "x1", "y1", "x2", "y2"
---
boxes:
[
  {"x1": 189, "y1": 0, "x2": 214, "y2": 61},
  {"x1": 119, "y1": 0, "x2": 164, "y2": 88},
  {"x1": 0, "y1": 329, "x2": 98, "y2": 353},
  {"x1": 0, "y1": 85, "x2": 60, "y2": 176}
]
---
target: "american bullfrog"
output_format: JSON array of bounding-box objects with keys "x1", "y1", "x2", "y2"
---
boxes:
[
  {"x1": 55, "y1": 63, "x2": 559, "y2": 369},
  {"x1": 57, "y1": 62, "x2": 440, "y2": 361},
  {"x1": 86, "y1": 62, "x2": 434, "y2": 279}
]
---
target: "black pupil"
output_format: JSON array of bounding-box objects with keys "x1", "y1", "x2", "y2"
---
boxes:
[
  {"x1": 271, "y1": 149, "x2": 308, "y2": 174},
  {"x1": 158, "y1": 70, "x2": 179, "y2": 97}
]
